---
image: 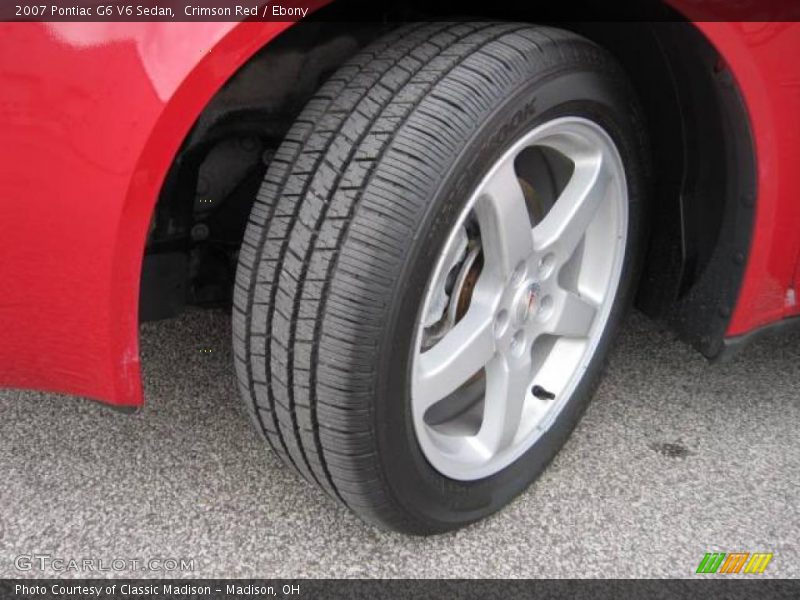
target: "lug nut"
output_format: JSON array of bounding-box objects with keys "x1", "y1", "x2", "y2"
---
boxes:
[
  {"x1": 494, "y1": 310, "x2": 509, "y2": 337},
  {"x1": 510, "y1": 330, "x2": 526, "y2": 356},
  {"x1": 511, "y1": 262, "x2": 526, "y2": 285},
  {"x1": 538, "y1": 295, "x2": 554, "y2": 320},
  {"x1": 538, "y1": 254, "x2": 555, "y2": 279}
]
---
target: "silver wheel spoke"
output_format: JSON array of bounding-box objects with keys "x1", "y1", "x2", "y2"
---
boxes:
[
  {"x1": 533, "y1": 149, "x2": 608, "y2": 262},
  {"x1": 542, "y1": 287, "x2": 598, "y2": 339},
  {"x1": 414, "y1": 302, "x2": 496, "y2": 412},
  {"x1": 412, "y1": 117, "x2": 628, "y2": 481},
  {"x1": 473, "y1": 354, "x2": 531, "y2": 456},
  {"x1": 475, "y1": 159, "x2": 535, "y2": 279}
]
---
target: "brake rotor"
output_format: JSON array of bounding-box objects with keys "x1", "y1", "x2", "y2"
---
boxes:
[{"x1": 449, "y1": 245, "x2": 483, "y2": 325}]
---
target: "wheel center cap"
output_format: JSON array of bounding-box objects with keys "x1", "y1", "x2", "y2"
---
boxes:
[{"x1": 513, "y1": 281, "x2": 539, "y2": 325}]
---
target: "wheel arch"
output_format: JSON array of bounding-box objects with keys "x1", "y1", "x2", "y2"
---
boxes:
[
  {"x1": 131, "y1": 12, "x2": 762, "y2": 403},
  {"x1": 109, "y1": 19, "x2": 317, "y2": 406},
  {"x1": 578, "y1": 21, "x2": 758, "y2": 358}
]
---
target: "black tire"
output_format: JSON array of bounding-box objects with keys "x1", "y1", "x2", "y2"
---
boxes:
[{"x1": 233, "y1": 22, "x2": 648, "y2": 534}]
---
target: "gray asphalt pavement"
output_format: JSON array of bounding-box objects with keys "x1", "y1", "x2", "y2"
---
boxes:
[{"x1": 1, "y1": 309, "x2": 798, "y2": 578}]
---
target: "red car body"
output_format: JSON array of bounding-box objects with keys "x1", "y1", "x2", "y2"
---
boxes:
[{"x1": 1, "y1": 10, "x2": 799, "y2": 408}]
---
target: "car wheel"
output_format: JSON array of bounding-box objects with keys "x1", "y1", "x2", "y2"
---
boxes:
[{"x1": 233, "y1": 21, "x2": 648, "y2": 534}]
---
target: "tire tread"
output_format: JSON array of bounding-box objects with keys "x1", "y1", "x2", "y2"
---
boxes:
[{"x1": 233, "y1": 22, "x2": 626, "y2": 531}]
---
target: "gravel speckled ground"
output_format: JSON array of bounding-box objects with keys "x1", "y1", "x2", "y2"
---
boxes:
[{"x1": 1, "y1": 309, "x2": 798, "y2": 578}]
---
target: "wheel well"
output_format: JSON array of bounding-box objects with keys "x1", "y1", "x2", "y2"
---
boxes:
[
  {"x1": 574, "y1": 22, "x2": 756, "y2": 357},
  {"x1": 141, "y1": 7, "x2": 756, "y2": 358},
  {"x1": 139, "y1": 17, "x2": 386, "y2": 320}
]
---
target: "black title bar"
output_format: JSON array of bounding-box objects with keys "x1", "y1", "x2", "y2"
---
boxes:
[{"x1": 4, "y1": 0, "x2": 800, "y2": 22}]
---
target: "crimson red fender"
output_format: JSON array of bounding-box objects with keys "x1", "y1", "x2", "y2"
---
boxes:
[
  {"x1": 0, "y1": 21, "x2": 302, "y2": 406},
  {"x1": 692, "y1": 22, "x2": 800, "y2": 336},
  {"x1": 0, "y1": 11, "x2": 798, "y2": 408}
]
